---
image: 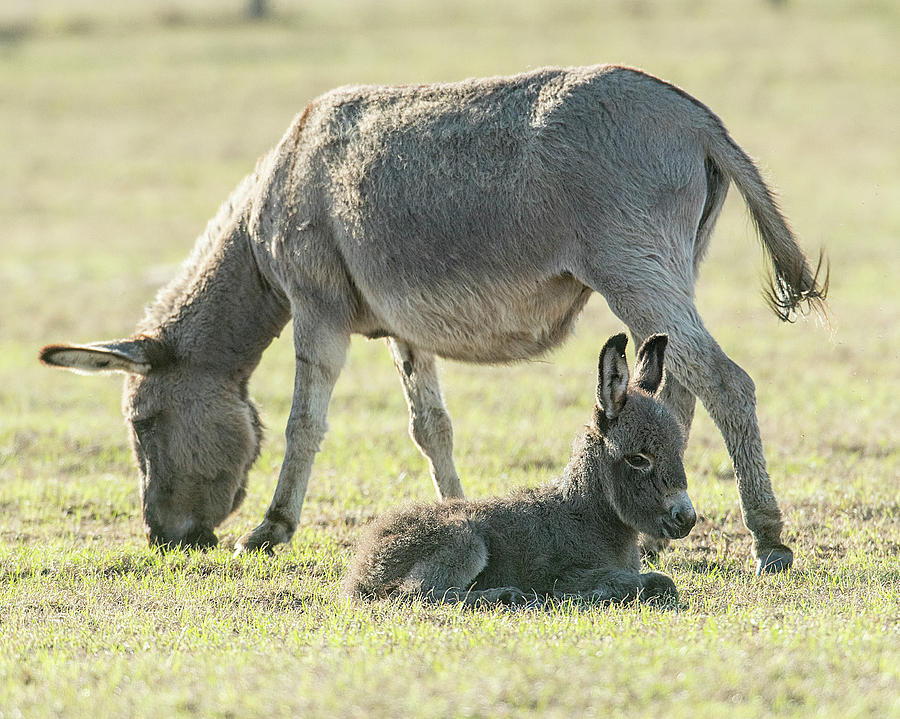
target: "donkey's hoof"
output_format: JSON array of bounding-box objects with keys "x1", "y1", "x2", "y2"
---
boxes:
[
  {"x1": 234, "y1": 538, "x2": 275, "y2": 556},
  {"x1": 234, "y1": 519, "x2": 291, "y2": 556},
  {"x1": 496, "y1": 588, "x2": 528, "y2": 606},
  {"x1": 755, "y1": 546, "x2": 793, "y2": 575}
]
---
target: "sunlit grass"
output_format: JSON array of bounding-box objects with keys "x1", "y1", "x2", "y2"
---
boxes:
[{"x1": 1, "y1": 1, "x2": 898, "y2": 716}]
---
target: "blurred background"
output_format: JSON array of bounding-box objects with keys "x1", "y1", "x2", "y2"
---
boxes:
[
  {"x1": 1, "y1": 7, "x2": 897, "y2": 714},
  {"x1": 1, "y1": 0, "x2": 897, "y2": 540}
]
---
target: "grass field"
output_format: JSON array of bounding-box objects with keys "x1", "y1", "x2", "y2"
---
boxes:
[{"x1": 1, "y1": 1, "x2": 898, "y2": 716}]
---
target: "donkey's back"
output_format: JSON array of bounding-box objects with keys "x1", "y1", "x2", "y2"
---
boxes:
[{"x1": 288, "y1": 65, "x2": 722, "y2": 363}]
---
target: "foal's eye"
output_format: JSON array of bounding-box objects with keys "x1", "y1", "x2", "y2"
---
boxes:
[
  {"x1": 131, "y1": 416, "x2": 158, "y2": 440},
  {"x1": 624, "y1": 454, "x2": 653, "y2": 472}
]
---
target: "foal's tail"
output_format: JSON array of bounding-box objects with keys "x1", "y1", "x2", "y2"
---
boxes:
[{"x1": 702, "y1": 125, "x2": 829, "y2": 322}]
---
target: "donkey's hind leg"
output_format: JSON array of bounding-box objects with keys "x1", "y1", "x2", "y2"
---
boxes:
[
  {"x1": 603, "y1": 283, "x2": 792, "y2": 574},
  {"x1": 387, "y1": 338, "x2": 464, "y2": 500}
]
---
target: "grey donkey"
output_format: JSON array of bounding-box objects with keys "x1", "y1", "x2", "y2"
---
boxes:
[
  {"x1": 344, "y1": 333, "x2": 696, "y2": 606},
  {"x1": 39, "y1": 65, "x2": 826, "y2": 573}
]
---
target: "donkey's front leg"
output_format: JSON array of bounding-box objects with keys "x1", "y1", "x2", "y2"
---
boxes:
[
  {"x1": 235, "y1": 318, "x2": 349, "y2": 554},
  {"x1": 387, "y1": 338, "x2": 464, "y2": 500}
]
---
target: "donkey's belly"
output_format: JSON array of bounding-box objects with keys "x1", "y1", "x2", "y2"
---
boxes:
[{"x1": 358, "y1": 273, "x2": 592, "y2": 363}]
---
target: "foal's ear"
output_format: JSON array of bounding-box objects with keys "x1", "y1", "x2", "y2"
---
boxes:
[
  {"x1": 633, "y1": 334, "x2": 668, "y2": 395},
  {"x1": 596, "y1": 333, "x2": 630, "y2": 421},
  {"x1": 39, "y1": 339, "x2": 153, "y2": 376}
]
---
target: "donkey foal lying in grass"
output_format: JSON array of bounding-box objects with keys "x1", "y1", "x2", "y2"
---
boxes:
[{"x1": 344, "y1": 333, "x2": 696, "y2": 606}]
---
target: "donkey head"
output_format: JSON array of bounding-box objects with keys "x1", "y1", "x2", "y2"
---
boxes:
[
  {"x1": 40, "y1": 338, "x2": 262, "y2": 549},
  {"x1": 592, "y1": 333, "x2": 696, "y2": 541}
]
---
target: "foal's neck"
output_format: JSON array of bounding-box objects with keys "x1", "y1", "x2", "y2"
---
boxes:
[{"x1": 555, "y1": 429, "x2": 635, "y2": 537}]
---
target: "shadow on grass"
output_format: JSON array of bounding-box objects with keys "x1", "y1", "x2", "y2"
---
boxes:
[
  {"x1": 372, "y1": 589, "x2": 685, "y2": 616},
  {"x1": 676, "y1": 558, "x2": 748, "y2": 580},
  {"x1": 0, "y1": 546, "x2": 337, "y2": 586}
]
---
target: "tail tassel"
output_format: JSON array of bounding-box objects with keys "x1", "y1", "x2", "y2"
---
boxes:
[{"x1": 764, "y1": 249, "x2": 830, "y2": 324}]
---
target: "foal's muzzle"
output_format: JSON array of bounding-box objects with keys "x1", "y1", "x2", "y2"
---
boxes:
[{"x1": 661, "y1": 492, "x2": 697, "y2": 539}]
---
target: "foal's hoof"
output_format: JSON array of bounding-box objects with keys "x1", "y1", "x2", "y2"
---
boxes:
[
  {"x1": 640, "y1": 572, "x2": 678, "y2": 603},
  {"x1": 234, "y1": 519, "x2": 292, "y2": 556},
  {"x1": 755, "y1": 546, "x2": 794, "y2": 575},
  {"x1": 482, "y1": 587, "x2": 532, "y2": 607},
  {"x1": 639, "y1": 533, "x2": 670, "y2": 564},
  {"x1": 496, "y1": 588, "x2": 528, "y2": 606}
]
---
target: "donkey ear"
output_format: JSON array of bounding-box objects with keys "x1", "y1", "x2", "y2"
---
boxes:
[
  {"x1": 39, "y1": 340, "x2": 152, "y2": 376},
  {"x1": 596, "y1": 333, "x2": 630, "y2": 421},
  {"x1": 633, "y1": 334, "x2": 668, "y2": 395}
]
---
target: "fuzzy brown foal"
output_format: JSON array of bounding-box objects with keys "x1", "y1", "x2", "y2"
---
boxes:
[{"x1": 344, "y1": 333, "x2": 696, "y2": 606}]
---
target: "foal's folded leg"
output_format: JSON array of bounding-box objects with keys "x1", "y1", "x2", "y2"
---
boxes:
[
  {"x1": 424, "y1": 586, "x2": 544, "y2": 608},
  {"x1": 552, "y1": 567, "x2": 678, "y2": 604}
]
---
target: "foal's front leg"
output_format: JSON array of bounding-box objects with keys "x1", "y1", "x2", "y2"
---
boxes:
[
  {"x1": 553, "y1": 567, "x2": 678, "y2": 604},
  {"x1": 427, "y1": 587, "x2": 541, "y2": 608},
  {"x1": 236, "y1": 314, "x2": 349, "y2": 553}
]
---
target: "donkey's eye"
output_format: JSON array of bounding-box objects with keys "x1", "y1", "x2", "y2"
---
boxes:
[{"x1": 624, "y1": 454, "x2": 653, "y2": 472}]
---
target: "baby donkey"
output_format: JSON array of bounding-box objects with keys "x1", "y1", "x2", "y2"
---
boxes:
[{"x1": 344, "y1": 333, "x2": 696, "y2": 606}]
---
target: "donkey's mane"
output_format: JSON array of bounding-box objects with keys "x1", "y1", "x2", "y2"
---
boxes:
[{"x1": 137, "y1": 169, "x2": 261, "y2": 336}]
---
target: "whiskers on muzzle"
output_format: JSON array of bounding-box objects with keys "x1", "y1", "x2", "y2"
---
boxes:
[{"x1": 661, "y1": 491, "x2": 696, "y2": 540}]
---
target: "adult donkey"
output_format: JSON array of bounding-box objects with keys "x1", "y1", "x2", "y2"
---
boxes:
[{"x1": 40, "y1": 65, "x2": 826, "y2": 573}]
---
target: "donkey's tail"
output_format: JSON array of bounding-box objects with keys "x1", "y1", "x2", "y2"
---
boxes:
[{"x1": 702, "y1": 125, "x2": 829, "y2": 322}]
